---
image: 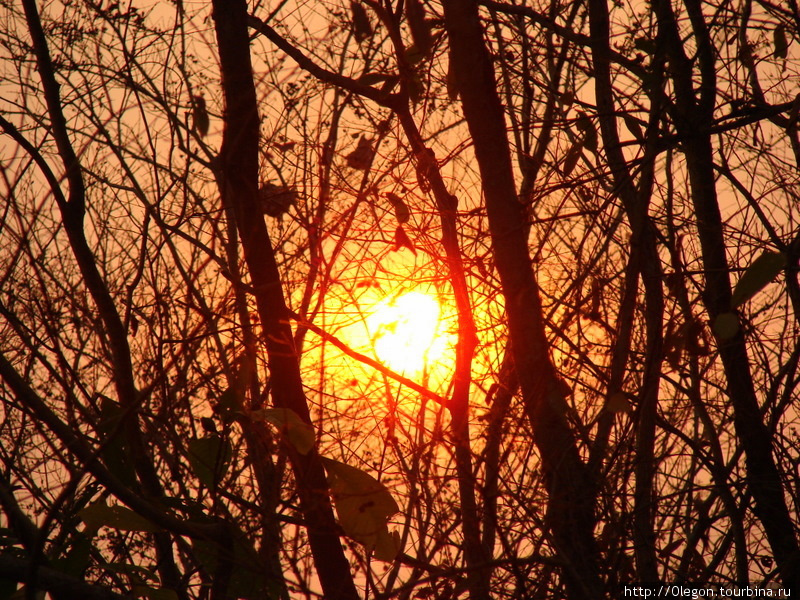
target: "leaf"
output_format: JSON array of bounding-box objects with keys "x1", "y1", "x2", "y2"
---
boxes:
[
  {"x1": 345, "y1": 136, "x2": 374, "y2": 170},
  {"x1": 374, "y1": 527, "x2": 403, "y2": 562},
  {"x1": 251, "y1": 407, "x2": 315, "y2": 455},
  {"x1": 583, "y1": 123, "x2": 598, "y2": 153},
  {"x1": 386, "y1": 192, "x2": 410, "y2": 224},
  {"x1": 406, "y1": 69, "x2": 424, "y2": 105},
  {"x1": 575, "y1": 112, "x2": 598, "y2": 152},
  {"x1": 634, "y1": 36, "x2": 658, "y2": 54},
  {"x1": 774, "y1": 24, "x2": 788, "y2": 59},
  {"x1": 258, "y1": 182, "x2": 297, "y2": 217},
  {"x1": 393, "y1": 226, "x2": 417, "y2": 255},
  {"x1": 606, "y1": 392, "x2": 631, "y2": 414},
  {"x1": 192, "y1": 95, "x2": 209, "y2": 137},
  {"x1": 623, "y1": 113, "x2": 645, "y2": 142},
  {"x1": 351, "y1": 2, "x2": 372, "y2": 43},
  {"x1": 358, "y1": 72, "x2": 392, "y2": 86},
  {"x1": 561, "y1": 140, "x2": 583, "y2": 177},
  {"x1": 191, "y1": 527, "x2": 275, "y2": 600},
  {"x1": 200, "y1": 416, "x2": 218, "y2": 434},
  {"x1": 80, "y1": 500, "x2": 160, "y2": 533},
  {"x1": 406, "y1": 0, "x2": 432, "y2": 58},
  {"x1": 187, "y1": 436, "x2": 232, "y2": 488},
  {"x1": 51, "y1": 532, "x2": 92, "y2": 578},
  {"x1": 105, "y1": 562, "x2": 160, "y2": 583},
  {"x1": 731, "y1": 250, "x2": 786, "y2": 308},
  {"x1": 216, "y1": 386, "x2": 240, "y2": 420},
  {"x1": 713, "y1": 312, "x2": 740, "y2": 341},
  {"x1": 403, "y1": 44, "x2": 426, "y2": 66},
  {"x1": 321, "y1": 457, "x2": 403, "y2": 561},
  {"x1": 134, "y1": 587, "x2": 178, "y2": 600},
  {"x1": 96, "y1": 398, "x2": 137, "y2": 487}
]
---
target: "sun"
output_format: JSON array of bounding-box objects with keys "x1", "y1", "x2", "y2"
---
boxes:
[{"x1": 366, "y1": 291, "x2": 445, "y2": 373}]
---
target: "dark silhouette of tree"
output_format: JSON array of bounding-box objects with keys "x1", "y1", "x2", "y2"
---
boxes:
[{"x1": 1, "y1": 0, "x2": 799, "y2": 598}]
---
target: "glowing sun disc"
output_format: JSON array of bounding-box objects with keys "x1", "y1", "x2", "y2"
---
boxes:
[{"x1": 367, "y1": 292, "x2": 443, "y2": 373}]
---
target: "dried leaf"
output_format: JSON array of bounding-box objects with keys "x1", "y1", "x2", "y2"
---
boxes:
[
  {"x1": 274, "y1": 140, "x2": 296, "y2": 152},
  {"x1": 386, "y1": 192, "x2": 411, "y2": 224},
  {"x1": 634, "y1": 36, "x2": 658, "y2": 54},
  {"x1": 403, "y1": 44, "x2": 426, "y2": 65},
  {"x1": 358, "y1": 72, "x2": 393, "y2": 86},
  {"x1": 346, "y1": 136, "x2": 374, "y2": 170},
  {"x1": 351, "y1": 1, "x2": 372, "y2": 43},
  {"x1": 623, "y1": 113, "x2": 645, "y2": 141},
  {"x1": 258, "y1": 182, "x2": 297, "y2": 217},
  {"x1": 774, "y1": 24, "x2": 788, "y2": 60},
  {"x1": 192, "y1": 95, "x2": 209, "y2": 137},
  {"x1": 731, "y1": 250, "x2": 786, "y2": 308},
  {"x1": 406, "y1": 0, "x2": 432, "y2": 58},
  {"x1": 393, "y1": 225, "x2": 417, "y2": 255},
  {"x1": 406, "y1": 69, "x2": 424, "y2": 105},
  {"x1": 562, "y1": 140, "x2": 583, "y2": 177},
  {"x1": 685, "y1": 318, "x2": 712, "y2": 357}
]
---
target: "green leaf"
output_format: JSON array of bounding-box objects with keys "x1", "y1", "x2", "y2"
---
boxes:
[
  {"x1": 187, "y1": 436, "x2": 232, "y2": 488},
  {"x1": 51, "y1": 532, "x2": 92, "y2": 578},
  {"x1": 713, "y1": 312, "x2": 740, "y2": 340},
  {"x1": 321, "y1": 457, "x2": 403, "y2": 561},
  {"x1": 251, "y1": 408, "x2": 315, "y2": 455},
  {"x1": 731, "y1": 250, "x2": 786, "y2": 308},
  {"x1": 374, "y1": 527, "x2": 403, "y2": 562},
  {"x1": 216, "y1": 387, "x2": 239, "y2": 423},
  {"x1": 191, "y1": 528, "x2": 274, "y2": 600},
  {"x1": 80, "y1": 500, "x2": 160, "y2": 533}
]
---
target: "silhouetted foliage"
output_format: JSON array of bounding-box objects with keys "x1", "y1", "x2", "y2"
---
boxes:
[{"x1": 1, "y1": 0, "x2": 799, "y2": 598}]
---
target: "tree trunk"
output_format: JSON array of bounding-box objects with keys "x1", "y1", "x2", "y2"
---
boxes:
[
  {"x1": 210, "y1": 1, "x2": 360, "y2": 598},
  {"x1": 441, "y1": 1, "x2": 603, "y2": 597}
]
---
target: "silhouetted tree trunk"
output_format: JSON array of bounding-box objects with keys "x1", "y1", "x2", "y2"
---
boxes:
[
  {"x1": 654, "y1": 0, "x2": 800, "y2": 590},
  {"x1": 210, "y1": 1, "x2": 360, "y2": 598},
  {"x1": 442, "y1": 1, "x2": 603, "y2": 597}
]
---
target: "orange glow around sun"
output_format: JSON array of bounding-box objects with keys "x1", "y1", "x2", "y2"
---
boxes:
[{"x1": 365, "y1": 291, "x2": 445, "y2": 374}]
